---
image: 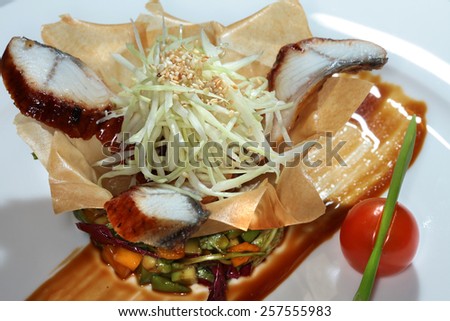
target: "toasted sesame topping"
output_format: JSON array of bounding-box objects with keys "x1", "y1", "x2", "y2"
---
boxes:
[{"x1": 157, "y1": 45, "x2": 227, "y2": 106}]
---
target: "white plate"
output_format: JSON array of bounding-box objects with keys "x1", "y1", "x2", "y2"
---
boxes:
[{"x1": 0, "y1": 0, "x2": 449, "y2": 300}]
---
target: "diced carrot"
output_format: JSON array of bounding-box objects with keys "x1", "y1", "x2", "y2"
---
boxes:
[
  {"x1": 230, "y1": 256, "x2": 249, "y2": 267},
  {"x1": 227, "y1": 242, "x2": 260, "y2": 267},
  {"x1": 101, "y1": 245, "x2": 133, "y2": 279},
  {"x1": 227, "y1": 242, "x2": 260, "y2": 253},
  {"x1": 156, "y1": 245, "x2": 185, "y2": 260},
  {"x1": 113, "y1": 247, "x2": 143, "y2": 271}
]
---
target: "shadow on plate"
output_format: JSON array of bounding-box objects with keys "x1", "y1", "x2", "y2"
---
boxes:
[
  {"x1": 371, "y1": 265, "x2": 420, "y2": 301},
  {"x1": 337, "y1": 258, "x2": 420, "y2": 301},
  {"x1": 0, "y1": 198, "x2": 87, "y2": 300},
  {"x1": 0, "y1": 198, "x2": 78, "y2": 234},
  {"x1": 0, "y1": 0, "x2": 13, "y2": 8}
]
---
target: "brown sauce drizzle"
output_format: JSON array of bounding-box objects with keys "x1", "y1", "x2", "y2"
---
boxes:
[
  {"x1": 27, "y1": 73, "x2": 427, "y2": 301},
  {"x1": 227, "y1": 73, "x2": 427, "y2": 300}
]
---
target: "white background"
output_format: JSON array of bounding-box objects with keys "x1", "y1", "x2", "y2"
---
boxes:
[{"x1": 0, "y1": 0, "x2": 449, "y2": 300}]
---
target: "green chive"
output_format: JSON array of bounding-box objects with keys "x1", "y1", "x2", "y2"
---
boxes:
[{"x1": 353, "y1": 115, "x2": 417, "y2": 301}]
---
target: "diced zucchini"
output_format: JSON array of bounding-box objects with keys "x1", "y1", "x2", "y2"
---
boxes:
[
  {"x1": 171, "y1": 262, "x2": 186, "y2": 271},
  {"x1": 138, "y1": 265, "x2": 154, "y2": 285},
  {"x1": 196, "y1": 266, "x2": 214, "y2": 283},
  {"x1": 171, "y1": 266, "x2": 197, "y2": 285},
  {"x1": 226, "y1": 229, "x2": 243, "y2": 239},
  {"x1": 151, "y1": 275, "x2": 191, "y2": 293},
  {"x1": 73, "y1": 210, "x2": 88, "y2": 223},
  {"x1": 156, "y1": 259, "x2": 172, "y2": 274},
  {"x1": 241, "y1": 230, "x2": 261, "y2": 243},
  {"x1": 228, "y1": 237, "x2": 240, "y2": 247},
  {"x1": 184, "y1": 238, "x2": 202, "y2": 255},
  {"x1": 200, "y1": 234, "x2": 229, "y2": 252},
  {"x1": 142, "y1": 255, "x2": 157, "y2": 270}
]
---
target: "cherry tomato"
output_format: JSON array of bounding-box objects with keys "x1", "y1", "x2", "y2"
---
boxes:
[{"x1": 340, "y1": 197, "x2": 419, "y2": 276}]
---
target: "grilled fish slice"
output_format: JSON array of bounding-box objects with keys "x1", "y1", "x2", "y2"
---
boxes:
[
  {"x1": 1, "y1": 37, "x2": 115, "y2": 139},
  {"x1": 268, "y1": 38, "x2": 388, "y2": 142},
  {"x1": 105, "y1": 186, "x2": 209, "y2": 249}
]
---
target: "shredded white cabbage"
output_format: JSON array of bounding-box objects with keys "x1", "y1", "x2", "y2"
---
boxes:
[{"x1": 97, "y1": 27, "x2": 305, "y2": 199}]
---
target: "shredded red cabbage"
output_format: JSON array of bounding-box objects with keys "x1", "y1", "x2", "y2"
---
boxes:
[
  {"x1": 202, "y1": 263, "x2": 253, "y2": 300},
  {"x1": 76, "y1": 222, "x2": 157, "y2": 257},
  {"x1": 208, "y1": 263, "x2": 227, "y2": 301}
]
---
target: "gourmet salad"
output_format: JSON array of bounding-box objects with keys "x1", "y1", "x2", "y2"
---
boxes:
[{"x1": 1, "y1": 0, "x2": 422, "y2": 300}]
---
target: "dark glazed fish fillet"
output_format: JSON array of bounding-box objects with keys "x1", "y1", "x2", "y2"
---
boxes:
[
  {"x1": 268, "y1": 37, "x2": 388, "y2": 141},
  {"x1": 1, "y1": 37, "x2": 115, "y2": 139},
  {"x1": 105, "y1": 186, "x2": 210, "y2": 249}
]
